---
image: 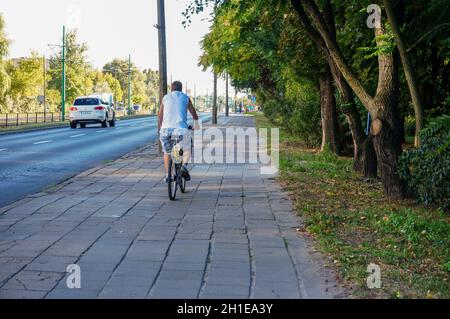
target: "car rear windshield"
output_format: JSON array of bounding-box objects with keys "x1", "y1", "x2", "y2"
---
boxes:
[{"x1": 74, "y1": 98, "x2": 100, "y2": 106}]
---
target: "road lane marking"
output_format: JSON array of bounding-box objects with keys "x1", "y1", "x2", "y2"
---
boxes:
[
  {"x1": 0, "y1": 148, "x2": 7, "y2": 152},
  {"x1": 33, "y1": 140, "x2": 53, "y2": 145},
  {"x1": 70, "y1": 134, "x2": 86, "y2": 138}
]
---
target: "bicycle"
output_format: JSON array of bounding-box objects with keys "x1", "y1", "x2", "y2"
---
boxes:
[{"x1": 167, "y1": 127, "x2": 193, "y2": 201}]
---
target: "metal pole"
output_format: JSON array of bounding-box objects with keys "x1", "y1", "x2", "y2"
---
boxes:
[
  {"x1": 213, "y1": 74, "x2": 218, "y2": 124},
  {"x1": 128, "y1": 54, "x2": 132, "y2": 113},
  {"x1": 212, "y1": 0, "x2": 219, "y2": 124},
  {"x1": 157, "y1": 0, "x2": 168, "y2": 110},
  {"x1": 43, "y1": 55, "x2": 46, "y2": 122},
  {"x1": 61, "y1": 26, "x2": 66, "y2": 122},
  {"x1": 225, "y1": 73, "x2": 229, "y2": 117},
  {"x1": 234, "y1": 87, "x2": 237, "y2": 114}
]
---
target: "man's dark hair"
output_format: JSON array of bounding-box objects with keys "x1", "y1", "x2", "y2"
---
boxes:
[{"x1": 171, "y1": 81, "x2": 183, "y2": 92}]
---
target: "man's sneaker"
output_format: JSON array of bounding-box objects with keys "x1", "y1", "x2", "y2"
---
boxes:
[
  {"x1": 164, "y1": 176, "x2": 171, "y2": 183},
  {"x1": 180, "y1": 166, "x2": 191, "y2": 181}
]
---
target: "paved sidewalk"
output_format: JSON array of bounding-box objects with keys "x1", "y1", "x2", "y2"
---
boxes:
[{"x1": 0, "y1": 115, "x2": 343, "y2": 299}]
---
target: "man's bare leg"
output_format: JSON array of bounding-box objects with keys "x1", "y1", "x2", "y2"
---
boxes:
[{"x1": 164, "y1": 154, "x2": 170, "y2": 178}]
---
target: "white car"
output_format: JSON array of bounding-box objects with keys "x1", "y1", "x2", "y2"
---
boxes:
[{"x1": 69, "y1": 94, "x2": 116, "y2": 129}]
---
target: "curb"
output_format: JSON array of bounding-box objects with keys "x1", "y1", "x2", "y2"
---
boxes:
[{"x1": 0, "y1": 115, "x2": 156, "y2": 136}]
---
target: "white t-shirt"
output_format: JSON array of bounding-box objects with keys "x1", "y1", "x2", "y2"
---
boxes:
[{"x1": 161, "y1": 91, "x2": 189, "y2": 129}]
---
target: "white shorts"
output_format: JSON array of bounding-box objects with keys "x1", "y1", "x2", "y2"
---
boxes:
[{"x1": 159, "y1": 128, "x2": 191, "y2": 155}]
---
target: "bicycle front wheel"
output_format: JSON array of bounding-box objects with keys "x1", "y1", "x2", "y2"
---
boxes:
[
  {"x1": 180, "y1": 176, "x2": 187, "y2": 193},
  {"x1": 168, "y1": 158, "x2": 178, "y2": 201}
]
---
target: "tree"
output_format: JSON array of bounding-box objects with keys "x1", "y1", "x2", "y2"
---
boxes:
[
  {"x1": 0, "y1": 14, "x2": 11, "y2": 112},
  {"x1": 131, "y1": 70, "x2": 148, "y2": 108},
  {"x1": 186, "y1": 0, "x2": 448, "y2": 198},
  {"x1": 103, "y1": 59, "x2": 129, "y2": 105},
  {"x1": 291, "y1": 0, "x2": 377, "y2": 176},
  {"x1": 103, "y1": 59, "x2": 158, "y2": 109},
  {"x1": 399, "y1": 0, "x2": 450, "y2": 132},
  {"x1": 383, "y1": 0, "x2": 425, "y2": 147},
  {"x1": 90, "y1": 70, "x2": 111, "y2": 93},
  {"x1": 105, "y1": 73, "x2": 123, "y2": 103},
  {"x1": 189, "y1": 0, "x2": 375, "y2": 162},
  {"x1": 143, "y1": 69, "x2": 159, "y2": 111},
  {"x1": 282, "y1": 7, "x2": 342, "y2": 153},
  {"x1": 45, "y1": 89, "x2": 61, "y2": 112},
  {"x1": 6, "y1": 52, "x2": 44, "y2": 113},
  {"x1": 48, "y1": 29, "x2": 90, "y2": 109},
  {"x1": 297, "y1": 0, "x2": 405, "y2": 198}
]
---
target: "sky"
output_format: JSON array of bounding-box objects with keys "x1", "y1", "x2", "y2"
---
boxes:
[{"x1": 1, "y1": 0, "x2": 231, "y2": 96}]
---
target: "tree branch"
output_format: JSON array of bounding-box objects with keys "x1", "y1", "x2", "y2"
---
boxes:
[
  {"x1": 290, "y1": 0, "x2": 327, "y2": 52},
  {"x1": 300, "y1": 0, "x2": 374, "y2": 109}
]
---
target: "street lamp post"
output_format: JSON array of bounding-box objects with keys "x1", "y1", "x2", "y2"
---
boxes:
[
  {"x1": 43, "y1": 55, "x2": 46, "y2": 120},
  {"x1": 212, "y1": 0, "x2": 219, "y2": 125},
  {"x1": 157, "y1": 0, "x2": 168, "y2": 113},
  {"x1": 61, "y1": 26, "x2": 66, "y2": 122},
  {"x1": 213, "y1": 74, "x2": 218, "y2": 123},
  {"x1": 128, "y1": 54, "x2": 132, "y2": 114},
  {"x1": 234, "y1": 87, "x2": 238, "y2": 114},
  {"x1": 225, "y1": 73, "x2": 229, "y2": 117}
]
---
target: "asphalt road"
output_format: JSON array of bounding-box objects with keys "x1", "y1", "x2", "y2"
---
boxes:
[{"x1": 0, "y1": 114, "x2": 211, "y2": 208}]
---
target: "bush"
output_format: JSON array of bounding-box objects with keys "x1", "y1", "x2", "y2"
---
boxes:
[
  {"x1": 263, "y1": 97, "x2": 321, "y2": 147},
  {"x1": 288, "y1": 104, "x2": 321, "y2": 147},
  {"x1": 262, "y1": 98, "x2": 291, "y2": 127},
  {"x1": 263, "y1": 80, "x2": 321, "y2": 148},
  {"x1": 398, "y1": 114, "x2": 450, "y2": 207},
  {"x1": 404, "y1": 115, "x2": 416, "y2": 138}
]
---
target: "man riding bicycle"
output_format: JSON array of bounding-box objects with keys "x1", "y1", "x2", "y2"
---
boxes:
[{"x1": 158, "y1": 81, "x2": 199, "y2": 183}]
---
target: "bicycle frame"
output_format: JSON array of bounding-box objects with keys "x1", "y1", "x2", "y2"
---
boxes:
[
  {"x1": 167, "y1": 135, "x2": 186, "y2": 201},
  {"x1": 166, "y1": 127, "x2": 194, "y2": 201}
]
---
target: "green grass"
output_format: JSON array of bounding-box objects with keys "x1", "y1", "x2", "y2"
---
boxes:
[{"x1": 254, "y1": 112, "x2": 450, "y2": 299}]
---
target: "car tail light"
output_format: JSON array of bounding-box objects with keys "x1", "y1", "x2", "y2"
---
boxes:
[
  {"x1": 70, "y1": 107, "x2": 78, "y2": 111},
  {"x1": 94, "y1": 106, "x2": 104, "y2": 111}
]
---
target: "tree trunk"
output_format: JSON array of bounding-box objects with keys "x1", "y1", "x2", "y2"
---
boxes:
[
  {"x1": 292, "y1": 0, "x2": 376, "y2": 176},
  {"x1": 300, "y1": 0, "x2": 405, "y2": 198},
  {"x1": 319, "y1": 69, "x2": 340, "y2": 154},
  {"x1": 370, "y1": 49, "x2": 405, "y2": 198},
  {"x1": 371, "y1": 117, "x2": 404, "y2": 198},
  {"x1": 361, "y1": 135, "x2": 378, "y2": 178},
  {"x1": 328, "y1": 57, "x2": 377, "y2": 177},
  {"x1": 383, "y1": 0, "x2": 424, "y2": 147}
]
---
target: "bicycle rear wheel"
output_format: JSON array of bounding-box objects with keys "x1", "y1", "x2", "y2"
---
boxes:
[{"x1": 168, "y1": 158, "x2": 178, "y2": 201}]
